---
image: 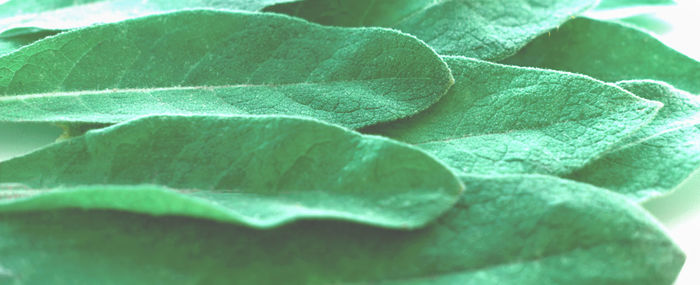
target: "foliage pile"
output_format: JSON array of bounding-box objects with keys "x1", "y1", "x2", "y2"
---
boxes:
[{"x1": 0, "y1": 0, "x2": 697, "y2": 283}]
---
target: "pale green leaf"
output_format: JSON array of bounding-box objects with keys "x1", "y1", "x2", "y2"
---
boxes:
[
  {"x1": 0, "y1": 10, "x2": 453, "y2": 130},
  {"x1": 264, "y1": 0, "x2": 597, "y2": 60},
  {"x1": 594, "y1": 0, "x2": 675, "y2": 11},
  {"x1": 615, "y1": 14, "x2": 673, "y2": 34},
  {"x1": 363, "y1": 56, "x2": 661, "y2": 176},
  {"x1": 0, "y1": 115, "x2": 464, "y2": 229},
  {"x1": 0, "y1": 175, "x2": 684, "y2": 284},
  {"x1": 568, "y1": 80, "x2": 700, "y2": 201},
  {"x1": 502, "y1": 17, "x2": 700, "y2": 94},
  {"x1": 0, "y1": 0, "x2": 298, "y2": 37}
]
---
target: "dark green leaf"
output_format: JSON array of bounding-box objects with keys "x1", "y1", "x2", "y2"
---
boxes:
[
  {"x1": 502, "y1": 17, "x2": 700, "y2": 94},
  {"x1": 0, "y1": 115, "x2": 464, "y2": 229},
  {"x1": 0, "y1": 175, "x2": 683, "y2": 284},
  {"x1": 568, "y1": 80, "x2": 700, "y2": 201},
  {"x1": 0, "y1": 0, "x2": 298, "y2": 37},
  {"x1": 364, "y1": 56, "x2": 661, "y2": 176},
  {"x1": 265, "y1": 0, "x2": 597, "y2": 60},
  {"x1": 0, "y1": 31, "x2": 60, "y2": 56},
  {"x1": 0, "y1": 10, "x2": 453, "y2": 130}
]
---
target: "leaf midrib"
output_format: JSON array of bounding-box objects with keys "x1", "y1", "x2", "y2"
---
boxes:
[
  {"x1": 411, "y1": 105, "x2": 654, "y2": 146},
  {"x1": 0, "y1": 76, "x2": 437, "y2": 101}
]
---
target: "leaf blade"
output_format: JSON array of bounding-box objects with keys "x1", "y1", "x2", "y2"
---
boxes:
[
  {"x1": 265, "y1": 0, "x2": 598, "y2": 60},
  {"x1": 0, "y1": 115, "x2": 464, "y2": 229},
  {"x1": 364, "y1": 56, "x2": 661, "y2": 176},
  {"x1": 0, "y1": 175, "x2": 683, "y2": 284},
  {"x1": 502, "y1": 17, "x2": 700, "y2": 94},
  {"x1": 593, "y1": 0, "x2": 675, "y2": 11},
  {"x1": 0, "y1": 10, "x2": 454, "y2": 129},
  {"x1": 0, "y1": 0, "x2": 299, "y2": 37},
  {"x1": 568, "y1": 80, "x2": 700, "y2": 200}
]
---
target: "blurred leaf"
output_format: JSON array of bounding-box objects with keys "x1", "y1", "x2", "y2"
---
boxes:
[
  {"x1": 594, "y1": 0, "x2": 675, "y2": 10},
  {"x1": 0, "y1": 175, "x2": 684, "y2": 284},
  {"x1": 502, "y1": 17, "x2": 700, "y2": 93},
  {"x1": 616, "y1": 13, "x2": 673, "y2": 33},
  {"x1": 0, "y1": 0, "x2": 298, "y2": 37}
]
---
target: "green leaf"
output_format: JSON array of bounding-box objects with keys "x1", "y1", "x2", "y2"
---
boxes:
[
  {"x1": 0, "y1": 31, "x2": 60, "y2": 56},
  {"x1": 0, "y1": 0, "x2": 99, "y2": 20},
  {"x1": 0, "y1": 0, "x2": 298, "y2": 37},
  {"x1": 568, "y1": 80, "x2": 700, "y2": 201},
  {"x1": 502, "y1": 17, "x2": 700, "y2": 94},
  {"x1": 363, "y1": 56, "x2": 661, "y2": 176},
  {"x1": 0, "y1": 175, "x2": 683, "y2": 284},
  {"x1": 615, "y1": 14, "x2": 673, "y2": 34},
  {"x1": 594, "y1": 0, "x2": 675, "y2": 10},
  {"x1": 0, "y1": 115, "x2": 464, "y2": 229},
  {"x1": 264, "y1": 0, "x2": 598, "y2": 60},
  {"x1": 0, "y1": 10, "x2": 453, "y2": 130}
]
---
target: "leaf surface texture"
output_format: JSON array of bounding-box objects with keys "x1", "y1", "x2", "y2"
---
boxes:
[
  {"x1": 265, "y1": 0, "x2": 597, "y2": 59},
  {"x1": 0, "y1": 115, "x2": 464, "y2": 229},
  {"x1": 568, "y1": 80, "x2": 700, "y2": 200},
  {"x1": 364, "y1": 56, "x2": 661, "y2": 176},
  {"x1": 0, "y1": 10, "x2": 453, "y2": 129}
]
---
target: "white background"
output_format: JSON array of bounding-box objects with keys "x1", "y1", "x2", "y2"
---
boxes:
[{"x1": 588, "y1": 0, "x2": 700, "y2": 283}]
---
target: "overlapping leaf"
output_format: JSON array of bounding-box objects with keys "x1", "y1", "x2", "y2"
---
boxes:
[
  {"x1": 502, "y1": 17, "x2": 700, "y2": 93},
  {"x1": 0, "y1": 1, "x2": 691, "y2": 283},
  {"x1": 568, "y1": 80, "x2": 700, "y2": 201},
  {"x1": 0, "y1": 31, "x2": 58, "y2": 55},
  {"x1": 0, "y1": 10, "x2": 453, "y2": 130},
  {"x1": 0, "y1": 115, "x2": 464, "y2": 229},
  {"x1": 265, "y1": 0, "x2": 597, "y2": 60},
  {"x1": 0, "y1": 0, "x2": 300, "y2": 37},
  {"x1": 0, "y1": 175, "x2": 683, "y2": 284},
  {"x1": 364, "y1": 56, "x2": 661, "y2": 176}
]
